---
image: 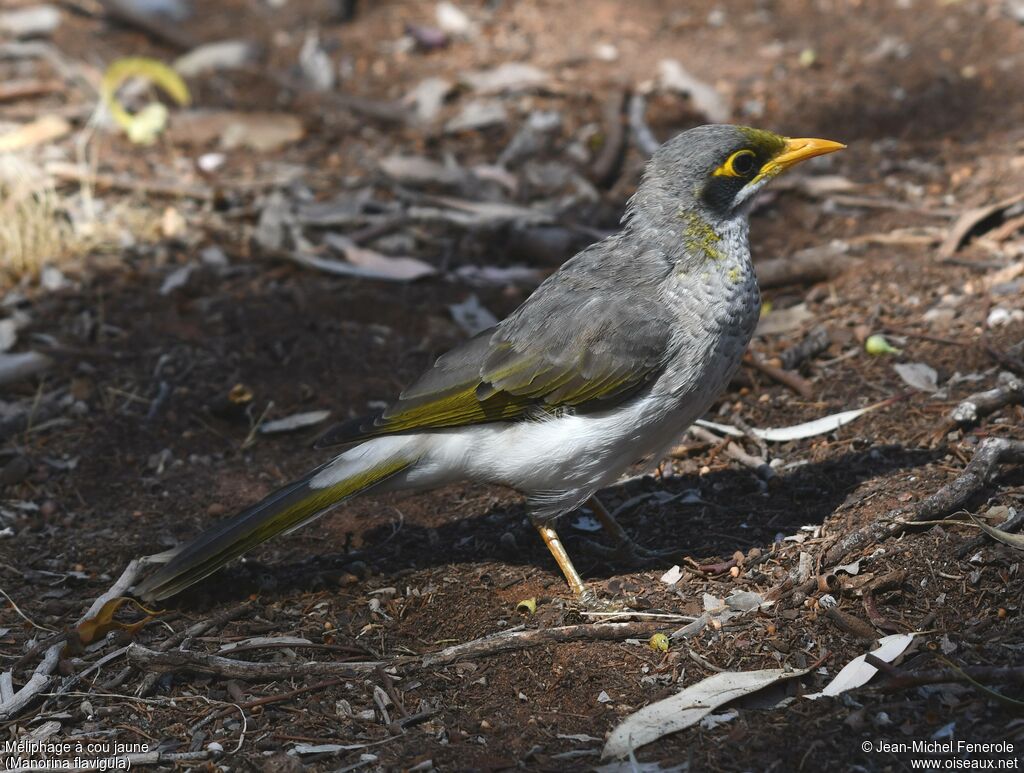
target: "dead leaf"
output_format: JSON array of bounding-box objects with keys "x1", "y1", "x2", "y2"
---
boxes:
[
  {"x1": 412, "y1": 195, "x2": 552, "y2": 226},
  {"x1": 656, "y1": 59, "x2": 729, "y2": 123},
  {"x1": 169, "y1": 110, "x2": 304, "y2": 152},
  {"x1": 70, "y1": 597, "x2": 157, "y2": 651},
  {"x1": 379, "y1": 155, "x2": 465, "y2": 187},
  {"x1": 0, "y1": 115, "x2": 70, "y2": 152},
  {"x1": 0, "y1": 351, "x2": 53, "y2": 387},
  {"x1": 603, "y1": 667, "x2": 809, "y2": 758},
  {"x1": 755, "y1": 303, "x2": 813, "y2": 336},
  {"x1": 805, "y1": 633, "x2": 917, "y2": 698},
  {"x1": 325, "y1": 234, "x2": 436, "y2": 281},
  {"x1": 893, "y1": 361, "x2": 939, "y2": 392},
  {"x1": 938, "y1": 192, "x2": 1024, "y2": 259},
  {"x1": 173, "y1": 40, "x2": 259, "y2": 77},
  {"x1": 694, "y1": 400, "x2": 886, "y2": 443},
  {"x1": 444, "y1": 99, "x2": 508, "y2": 133},
  {"x1": 462, "y1": 62, "x2": 549, "y2": 94},
  {"x1": 966, "y1": 512, "x2": 1024, "y2": 550},
  {"x1": 259, "y1": 410, "x2": 331, "y2": 435}
]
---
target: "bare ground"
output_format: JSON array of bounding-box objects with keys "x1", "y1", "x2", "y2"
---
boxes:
[{"x1": 2, "y1": 1, "x2": 1024, "y2": 771}]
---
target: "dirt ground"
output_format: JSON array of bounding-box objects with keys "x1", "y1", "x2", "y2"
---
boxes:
[{"x1": 2, "y1": 0, "x2": 1024, "y2": 771}]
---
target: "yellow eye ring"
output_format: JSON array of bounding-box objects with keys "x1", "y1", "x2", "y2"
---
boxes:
[{"x1": 713, "y1": 149, "x2": 758, "y2": 178}]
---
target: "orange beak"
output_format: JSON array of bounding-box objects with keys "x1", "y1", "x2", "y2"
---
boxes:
[{"x1": 756, "y1": 136, "x2": 846, "y2": 182}]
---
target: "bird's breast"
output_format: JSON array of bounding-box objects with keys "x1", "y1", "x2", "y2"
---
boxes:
[{"x1": 661, "y1": 220, "x2": 760, "y2": 401}]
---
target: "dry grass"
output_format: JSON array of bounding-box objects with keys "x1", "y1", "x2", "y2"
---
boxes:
[{"x1": 0, "y1": 155, "x2": 70, "y2": 281}]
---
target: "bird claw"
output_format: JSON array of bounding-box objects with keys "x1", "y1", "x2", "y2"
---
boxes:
[{"x1": 570, "y1": 588, "x2": 634, "y2": 613}]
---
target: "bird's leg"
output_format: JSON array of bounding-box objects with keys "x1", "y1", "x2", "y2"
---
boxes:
[
  {"x1": 583, "y1": 495, "x2": 676, "y2": 565},
  {"x1": 530, "y1": 515, "x2": 592, "y2": 600}
]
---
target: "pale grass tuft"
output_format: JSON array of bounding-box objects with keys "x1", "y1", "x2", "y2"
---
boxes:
[{"x1": 0, "y1": 155, "x2": 70, "y2": 281}]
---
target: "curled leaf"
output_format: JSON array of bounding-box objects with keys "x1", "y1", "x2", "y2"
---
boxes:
[
  {"x1": 229, "y1": 383, "x2": 254, "y2": 405},
  {"x1": 101, "y1": 57, "x2": 191, "y2": 145},
  {"x1": 967, "y1": 512, "x2": 1024, "y2": 551},
  {"x1": 68, "y1": 596, "x2": 158, "y2": 653},
  {"x1": 515, "y1": 598, "x2": 537, "y2": 615}
]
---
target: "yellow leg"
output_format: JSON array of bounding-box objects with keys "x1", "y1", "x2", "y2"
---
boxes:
[{"x1": 530, "y1": 516, "x2": 589, "y2": 599}]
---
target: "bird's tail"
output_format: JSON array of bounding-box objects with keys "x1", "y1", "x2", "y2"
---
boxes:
[{"x1": 134, "y1": 451, "x2": 413, "y2": 602}]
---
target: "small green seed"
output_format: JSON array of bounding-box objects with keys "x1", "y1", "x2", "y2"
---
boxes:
[
  {"x1": 649, "y1": 633, "x2": 670, "y2": 652},
  {"x1": 865, "y1": 334, "x2": 901, "y2": 355}
]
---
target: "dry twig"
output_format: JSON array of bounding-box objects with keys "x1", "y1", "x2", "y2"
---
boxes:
[
  {"x1": 0, "y1": 560, "x2": 144, "y2": 721},
  {"x1": 825, "y1": 437, "x2": 1024, "y2": 564},
  {"x1": 128, "y1": 622, "x2": 663, "y2": 681}
]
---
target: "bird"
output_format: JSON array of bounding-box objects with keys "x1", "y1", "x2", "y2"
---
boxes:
[{"x1": 135, "y1": 124, "x2": 844, "y2": 604}]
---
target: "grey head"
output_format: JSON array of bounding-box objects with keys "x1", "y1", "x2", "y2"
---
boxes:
[{"x1": 625, "y1": 124, "x2": 844, "y2": 230}]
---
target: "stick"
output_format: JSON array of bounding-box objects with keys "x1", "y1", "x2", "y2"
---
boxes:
[
  {"x1": 136, "y1": 602, "x2": 251, "y2": 697},
  {"x1": 779, "y1": 326, "x2": 831, "y2": 372},
  {"x1": 689, "y1": 426, "x2": 775, "y2": 481},
  {"x1": 824, "y1": 437, "x2": 1024, "y2": 564},
  {"x1": 755, "y1": 248, "x2": 848, "y2": 289},
  {"x1": 590, "y1": 89, "x2": 627, "y2": 188},
  {"x1": 127, "y1": 622, "x2": 663, "y2": 681},
  {"x1": 744, "y1": 353, "x2": 814, "y2": 399},
  {"x1": 47, "y1": 162, "x2": 216, "y2": 201},
  {"x1": 627, "y1": 92, "x2": 659, "y2": 157},
  {"x1": 419, "y1": 621, "x2": 661, "y2": 668},
  {"x1": 875, "y1": 665, "x2": 1024, "y2": 693},
  {"x1": 0, "y1": 78, "x2": 63, "y2": 102},
  {"x1": 947, "y1": 374, "x2": 1024, "y2": 427},
  {"x1": 0, "y1": 560, "x2": 144, "y2": 721}
]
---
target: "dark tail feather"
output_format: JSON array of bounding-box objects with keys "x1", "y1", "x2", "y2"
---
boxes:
[{"x1": 135, "y1": 457, "x2": 410, "y2": 602}]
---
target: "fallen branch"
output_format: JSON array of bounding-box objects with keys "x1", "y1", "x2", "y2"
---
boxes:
[
  {"x1": 948, "y1": 374, "x2": 1023, "y2": 427},
  {"x1": 128, "y1": 622, "x2": 662, "y2": 681},
  {"x1": 825, "y1": 437, "x2": 1024, "y2": 564}
]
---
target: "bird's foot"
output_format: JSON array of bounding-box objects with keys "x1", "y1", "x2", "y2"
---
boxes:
[
  {"x1": 568, "y1": 587, "x2": 636, "y2": 613},
  {"x1": 581, "y1": 536, "x2": 677, "y2": 567}
]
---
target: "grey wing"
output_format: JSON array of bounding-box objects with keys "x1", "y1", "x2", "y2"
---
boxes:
[{"x1": 315, "y1": 243, "x2": 675, "y2": 446}]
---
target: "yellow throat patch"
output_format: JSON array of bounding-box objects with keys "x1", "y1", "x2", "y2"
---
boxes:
[{"x1": 679, "y1": 211, "x2": 724, "y2": 261}]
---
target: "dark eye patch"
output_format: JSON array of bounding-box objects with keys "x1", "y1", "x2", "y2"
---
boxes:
[{"x1": 701, "y1": 176, "x2": 746, "y2": 213}]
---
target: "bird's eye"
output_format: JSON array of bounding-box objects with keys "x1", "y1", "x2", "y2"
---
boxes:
[{"x1": 714, "y1": 149, "x2": 758, "y2": 178}]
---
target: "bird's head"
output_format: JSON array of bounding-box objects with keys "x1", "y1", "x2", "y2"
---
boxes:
[{"x1": 627, "y1": 124, "x2": 845, "y2": 229}]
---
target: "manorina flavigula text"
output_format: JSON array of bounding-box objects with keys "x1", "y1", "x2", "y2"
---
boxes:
[{"x1": 135, "y1": 125, "x2": 844, "y2": 604}]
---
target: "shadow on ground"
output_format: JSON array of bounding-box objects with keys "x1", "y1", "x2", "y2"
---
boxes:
[{"x1": 153, "y1": 444, "x2": 940, "y2": 608}]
